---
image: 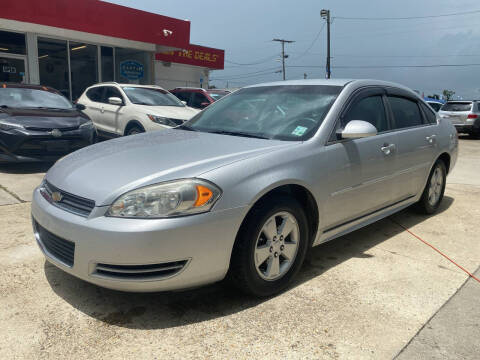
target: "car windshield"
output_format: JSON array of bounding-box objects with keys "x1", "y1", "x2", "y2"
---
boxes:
[
  {"x1": 186, "y1": 85, "x2": 341, "y2": 141},
  {"x1": 122, "y1": 87, "x2": 185, "y2": 107},
  {"x1": 0, "y1": 88, "x2": 73, "y2": 109},
  {"x1": 441, "y1": 102, "x2": 472, "y2": 112},
  {"x1": 208, "y1": 91, "x2": 229, "y2": 101}
]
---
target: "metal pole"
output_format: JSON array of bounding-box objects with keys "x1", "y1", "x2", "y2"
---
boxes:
[
  {"x1": 326, "y1": 10, "x2": 331, "y2": 79},
  {"x1": 281, "y1": 41, "x2": 286, "y2": 81}
]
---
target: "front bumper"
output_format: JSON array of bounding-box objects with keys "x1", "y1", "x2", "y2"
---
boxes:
[
  {"x1": 31, "y1": 187, "x2": 247, "y2": 292},
  {"x1": 0, "y1": 126, "x2": 94, "y2": 162}
]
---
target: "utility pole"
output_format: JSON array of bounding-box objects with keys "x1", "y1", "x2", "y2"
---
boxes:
[
  {"x1": 273, "y1": 38, "x2": 294, "y2": 80},
  {"x1": 321, "y1": 9, "x2": 331, "y2": 79}
]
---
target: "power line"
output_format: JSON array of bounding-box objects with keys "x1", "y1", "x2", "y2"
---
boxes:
[
  {"x1": 287, "y1": 63, "x2": 480, "y2": 69},
  {"x1": 334, "y1": 9, "x2": 480, "y2": 21},
  {"x1": 210, "y1": 68, "x2": 281, "y2": 81},
  {"x1": 272, "y1": 39, "x2": 295, "y2": 80},
  {"x1": 293, "y1": 22, "x2": 326, "y2": 59},
  {"x1": 224, "y1": 54, "x2": 278, "y2": 66}
]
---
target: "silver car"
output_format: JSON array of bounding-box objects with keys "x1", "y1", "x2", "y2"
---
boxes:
[
  {"x1": 31, "y1": 79, "x2": 458, "y2": 297},
  {"x1": 438, "y1": 100, "x2": 480, "y2": 137}
]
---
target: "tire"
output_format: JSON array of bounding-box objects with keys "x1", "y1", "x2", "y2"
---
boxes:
[
  {"x1": 126, "y1": 125, "x2": 144, "y2": 136},
  {"x1": 228, "y1": 195, "x2": 309, "y2": 297},
  {"x1": 415, "y1": 159, "x2": 447, "y2": 214}
]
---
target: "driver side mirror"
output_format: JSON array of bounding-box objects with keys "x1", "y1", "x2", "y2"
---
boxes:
[
  {"x1": 108, "y1": 97, "x2": 123, "y2": 106},
  {"x1": 340, "y1": 120, "x2": 377, "y2": 139}
]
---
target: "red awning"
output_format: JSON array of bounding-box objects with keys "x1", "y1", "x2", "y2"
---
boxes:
[{"x1": 2, "y1": 0, "x2": 190, "y2": 49}]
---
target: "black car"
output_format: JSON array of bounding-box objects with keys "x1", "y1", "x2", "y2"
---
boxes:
[{"x1": 0, "y1": 84, "x2": 95, "y2": 162}]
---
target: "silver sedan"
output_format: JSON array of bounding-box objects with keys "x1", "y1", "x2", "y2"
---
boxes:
[{"x1": 31, "y1": 79, "x2": 458, "y2": 297}]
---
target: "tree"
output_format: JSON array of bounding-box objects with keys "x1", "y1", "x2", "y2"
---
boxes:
[{"x1": 442, "y1": 89, "x2": 455, "y2": 101}]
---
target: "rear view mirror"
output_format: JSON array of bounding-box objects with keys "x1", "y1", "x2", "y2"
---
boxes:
[
  {"x1": 341, "y1": 120, "x2": 377, "y2": 139},
  {"x1": 108, "y1": 97, "x2": 123, "y2": 106}
]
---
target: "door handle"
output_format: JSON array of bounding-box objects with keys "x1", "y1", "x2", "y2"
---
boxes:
[
  {"x1": 381, "y1": 143, "x2": 396, "y2": 155},
  {"x1": 100, "y1": 107, "x2": 105, "y2": 113},
  {"x1": 426, "y1": 135, "x2": 436, "y2": 144}
]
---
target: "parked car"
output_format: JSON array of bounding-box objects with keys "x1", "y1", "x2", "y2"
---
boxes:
[
  {"x1": 439, "y1": 100, "x2": 480, "y2": 137},
  {"x1": 77, "y1": 83, "x2": 199, "y2": 137},
  {"x1": 170, "y1": 87, "x2": 231, "y2": 109},
  {"x1": 32, "y1": 79, "x2": 457, "y2": 297},
  {"x1": 0, "y1": 83, "x2": 95, "y2": 163},
  {"x1": 425, "y1": 99, "x2": 444, "y2": 112}
]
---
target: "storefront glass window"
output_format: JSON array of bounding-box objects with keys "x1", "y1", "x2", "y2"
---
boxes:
[
  {"x1": 70, "y1": 42, "x2": 98, "y2": 101},
  {"x1": 101, "y1": 47, "x2": 114, "y2": 82},
  {"x1": 38, "y1": 38, "x2": 70, "y2": 99},
  {"x1": 0, "y1": 30, "x2": 26, "y2": 55},
  {"x1": 115, "y1": 47, "x2": 151, "y2": 84}
]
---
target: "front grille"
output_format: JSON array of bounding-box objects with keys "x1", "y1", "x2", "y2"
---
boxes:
[
  {"x1": 34, "y1": 220, "x2": 75, "y2": 267},
  {"x1": 43, "y1": 181, "x2": 95, "y2": 217},
  {"x1": 94, "y1": 260, "x2": 189, "y2": 280},
  {"x1": 15, "y1": 138, "x2": 89, "y2": 156},
  {"x1": 24, "y1": 126, "x2": 79, "y2": 131}
]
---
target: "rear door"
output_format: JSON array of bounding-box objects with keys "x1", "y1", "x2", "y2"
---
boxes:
[
  {"x1": 323, "y1": 88, "x2": 399, "y2": 229},
  {"x1": 385, "y1": 91, "x2": 437, "y2": 201}
]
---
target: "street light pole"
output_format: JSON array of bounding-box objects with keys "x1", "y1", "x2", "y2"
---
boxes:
[{"x1": 273, "y1": 38, "x2": 295, "y2": 80}]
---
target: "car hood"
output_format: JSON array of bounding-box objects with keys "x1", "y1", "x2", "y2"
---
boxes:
[
  {"x1": 132, "y1": 104, "x2": 199, "y2": 120},
  {"x1": 0, "y1": 108, "x2": 87, "y2": 128},
  {"x1": 46, "y1": 129, "x2": 297, "y2": 206}
]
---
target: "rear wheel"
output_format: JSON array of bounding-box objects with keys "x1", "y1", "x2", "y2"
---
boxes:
[
  {"x1": 415, "y1": 159, "x2": 447, "y2": 214},
  {"x1": 228, "y1": 195, "x2": 309, "y2": 297}
]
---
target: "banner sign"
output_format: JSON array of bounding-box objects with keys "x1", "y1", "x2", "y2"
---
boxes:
[{"x1": 156, "y1": 44, "x2": 224, "y2": 70}]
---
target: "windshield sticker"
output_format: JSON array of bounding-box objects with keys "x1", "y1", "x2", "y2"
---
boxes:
[{"x1": 292, "y1": 126, "x2": 308, "y2": 136}]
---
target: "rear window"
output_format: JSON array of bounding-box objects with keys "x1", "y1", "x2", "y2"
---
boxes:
[
  {"x1": 441, "y1": 102, "x2": 472, "y2": 112},
  {"x1": 208, "y1": 91, "x2": 229, "y2": 101}
]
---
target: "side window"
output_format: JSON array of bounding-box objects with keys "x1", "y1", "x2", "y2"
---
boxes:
[
  {"x1": 191, "y1": 92, "x2": 209, "y2": 108},
  {"x1": 420, "y1": 103, "x2": 437, "y2": 124},
  {"x1": 388, "y1": 97, "x2": 423, "y2": 129},
  {"x1": 103, "y1": 87, "x2": 123, "y2": 104},
  {"x1": 174, "y1": 91, "x2": 191, "y2": 104},
  {"x1": 343, "y1": 95, "x2": 388, "y2": 132},
  {"x1": 86, "y1": 87, "x2": 103, "y2": 103}
]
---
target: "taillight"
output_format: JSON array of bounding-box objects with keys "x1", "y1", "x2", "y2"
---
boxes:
[{"x1": 467, "y1": 114, "x2": 478, "y2": 119}]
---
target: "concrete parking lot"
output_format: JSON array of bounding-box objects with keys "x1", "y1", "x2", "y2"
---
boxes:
[{"x1": 0, "y1": 137, "x2": 479, "y2": 359}]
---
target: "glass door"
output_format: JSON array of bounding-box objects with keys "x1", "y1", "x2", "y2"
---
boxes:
[{"x1": 0, "y1": 55, "x2": 27, "y2": 83}]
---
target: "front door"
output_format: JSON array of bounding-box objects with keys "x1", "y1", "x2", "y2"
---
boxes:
[
  {"x1": 322, "y1": 91, "x2": 398, "y2": 230},
  {"x1": 0, "y1": 56, "x2": 27, "y2": 83}
]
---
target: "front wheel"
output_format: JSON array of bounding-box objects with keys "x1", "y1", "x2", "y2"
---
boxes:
[
  {"x1": 415, "y1": 159, "x2": 447, "y2": 214},
  {"x1": 228, "y1": 195, "x2": 309, "y2": 297},
  {"x1": 126, "y1": 126, "x2": 144, "y2": 136}
]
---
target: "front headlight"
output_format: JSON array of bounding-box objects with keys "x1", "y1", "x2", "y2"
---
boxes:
[
  {"x1": 0, "y1": 120, "x2": 24, "y2": 131},
  {"x1": 147, "y1": 114, "x2": 183, "y2": 127},
  {"x1": 79, "y1": 120, "x2": 94, "y2": 128},
  {"x1": 107, "y1": 179, "x2": 222, "y2": 218}
]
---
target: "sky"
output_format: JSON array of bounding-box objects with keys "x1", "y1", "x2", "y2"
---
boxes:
[{"x1": 107, "y1": 0, "x2": 480, "y2": 99}]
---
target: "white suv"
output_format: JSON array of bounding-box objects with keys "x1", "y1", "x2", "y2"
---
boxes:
[{"x1": 77, "y1": 83, "x2": 199, "y2": 137}]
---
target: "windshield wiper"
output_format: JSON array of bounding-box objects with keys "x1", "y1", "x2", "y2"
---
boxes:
[
  {"x1": 176, "y1": 124, "x2": 198, "y2": 131},
  {"x1": 207, "y1": 130, "x2": 271, "y2": 140}
]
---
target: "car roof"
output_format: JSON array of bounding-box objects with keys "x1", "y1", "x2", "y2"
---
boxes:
[
  {"x1": 0, "y1": 82, "x2": 60, "y2": 92},
  {"x1": 245, "y1": 78, "x2": 416, "y2": 91},
  {"x1": 90, "y1": 83, "x2": 166, "y2": 90}
]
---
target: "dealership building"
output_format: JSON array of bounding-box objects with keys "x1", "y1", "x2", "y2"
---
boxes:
[{"x1": 0, "y1": 0, "x2": 224, "y2": 101}]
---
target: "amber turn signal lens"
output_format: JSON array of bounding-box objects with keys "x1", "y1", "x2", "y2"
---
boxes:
[{"x1": 194, "y1": 185, "x2": 213, "y2": 207}]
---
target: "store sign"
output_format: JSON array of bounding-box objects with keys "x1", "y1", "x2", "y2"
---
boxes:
[
  {"x1": 155, "y1": 44, "x2": 224, "y2": 70},
  {"x1": 2, "y1": 66, "x2": 16, "y2": 74},
  {"x1": 120, "y1": 60, "x2": 144, "y2": 80}
]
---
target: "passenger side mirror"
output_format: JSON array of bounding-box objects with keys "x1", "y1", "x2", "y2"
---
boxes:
[
  {"x1": 108, "y1": 97, "x2": 123, "y2": 106},
  {"x1": 75, "y1": 103, "x2": 86, "y2": 111},
  {"x1": 181, "y1": 100, "x2": 187, "y2": 106},
  {"x1": 341, "y1": 120, "x2": 377, "y2": 139}
]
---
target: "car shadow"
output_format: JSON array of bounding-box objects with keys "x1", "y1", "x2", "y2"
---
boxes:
[
  {"x1": 44, "y1": 196, "x2": 454, "y2": 330},
  {"x1": 0, "y1": 162, "x2": 54, "y2": 174}
]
